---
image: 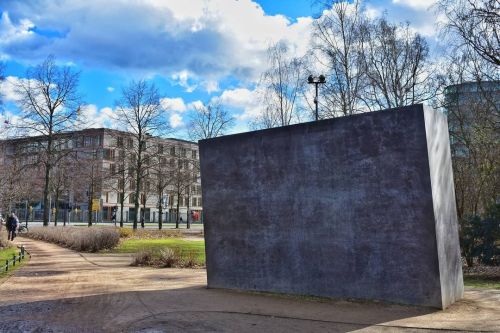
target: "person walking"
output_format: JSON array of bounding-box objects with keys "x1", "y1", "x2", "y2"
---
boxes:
[{"x1": 6, "y1": 212, "x2": 19, "y2": 241}]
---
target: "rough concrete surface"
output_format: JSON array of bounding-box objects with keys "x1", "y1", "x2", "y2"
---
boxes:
[
  {"x1": 0, "y1": 238, "x2": 498, "y2": 332},
  {"x1": 200, "y1": 104, "x2": 463, "y2": 308}
]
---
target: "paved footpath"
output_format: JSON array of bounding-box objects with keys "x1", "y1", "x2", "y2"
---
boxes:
[{"x1": 0, "y1": 238, "x2": 499, "y2": 333}]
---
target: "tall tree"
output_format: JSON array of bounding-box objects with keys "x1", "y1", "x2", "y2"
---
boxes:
[
  {"x1": 360, "y1": 18, "x2": 438, "y2": 110},
  {"x1": 188, "y1": 101, "x2": 234, "y2": 140},
  {"x1": 438, "y1": 0, "x2": 500, "y2": 66},
  {"x1": 312, "y1": 0, "x2": 366, "y2": 117},
  {"x1": 115, "y1": 80, "x2": 171, "y2": 229},
  {"x1": 252, "y1": 42, "x2": 307, "y2": 128},
  {"x1": 13, "y1": 56, "x2": 81, "y2": 226}
]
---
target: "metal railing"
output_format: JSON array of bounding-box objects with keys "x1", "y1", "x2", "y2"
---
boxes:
[{"x1": 3, "y1": 246, "x2": 30, "y2": 273}]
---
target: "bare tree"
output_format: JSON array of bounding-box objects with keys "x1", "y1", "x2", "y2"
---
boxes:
[
  {"x1": 0, "y1": 62, "x2": 5, "y2": 109},
  {"x1": 115, "y1": 80, "x2": 171, "y2": 229},
  {"x1": 438, "y1": 0, "x2": 500, "y2": 66},
  {"x1": 13, "y1": 56, "x2": 81, "y2": 226},
  {"x1": 312, "y1": 0, "x2": 366, "y2": 117},
  {"x1": 360, "y1": 19, "x2": 438, "y2": 110},
  {"x1": 188, "y1": 101, "x2": 234, "y2": 140},
  {"x1": 252, "y1": 42, "x2": 307, "y2": 128}
]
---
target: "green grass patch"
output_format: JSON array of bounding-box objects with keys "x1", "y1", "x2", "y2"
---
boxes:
[
  {"x1": 0, "y1": 247, "x2": 28, "y2": 279},
  {"x1": 464, "y1": 275, "x2": 500, "y2": 289},
  {"x1": 114, "y1": 238, "x2": 206, "y2": 263}
]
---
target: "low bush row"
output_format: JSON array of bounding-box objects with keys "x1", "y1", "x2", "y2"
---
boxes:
[
  {"x1": 25, "y1": 227, "x2": 120, "y2": 252},
  {"x1": 131, "y1": 247, "x2": 203, "y2": 268}
]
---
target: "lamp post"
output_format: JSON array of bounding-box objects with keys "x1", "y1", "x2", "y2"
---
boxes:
[{"x1": 307, "y1": 74, "x2": 326, "y2": 121}]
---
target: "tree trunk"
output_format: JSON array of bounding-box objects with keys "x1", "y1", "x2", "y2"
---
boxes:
[
  {"x1": 43, "y1": 165, "x2": 51, "y2": 226},
  {"x1": 141, "y1": 194, "x2": 146, "y2": 228},
  {"x1": 186, "y1": 186, "x2": 191, "y2": 229},
  {"x1": 54, "y1": 190, "x2": 60, "y2": 226},
  {"x1": 175, "y1": 192, "x2": 180, "y2": 229},
  {"x1": 119, "y1": 194, "x2": 124, "y2": 228}
]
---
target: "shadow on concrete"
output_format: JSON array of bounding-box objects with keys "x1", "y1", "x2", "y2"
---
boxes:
[{"x1": 0, "y1": 286, "x2": 442, "y2": 333}]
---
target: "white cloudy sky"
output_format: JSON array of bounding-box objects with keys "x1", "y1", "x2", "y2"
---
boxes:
[{"x1": 0, "y1": 0, "x2": 441, "y2": 138}]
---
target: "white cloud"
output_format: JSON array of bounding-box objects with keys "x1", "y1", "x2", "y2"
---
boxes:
[
  {"x1": 0, "y1": 0, "x2": 314, "y2": 85},
  {"x1": 0, "y1": 76, "x2": 23, "y2": 101},
  {"x1": 106, "y1": 86, "x2": 114, "y2": 92},
  {"x1": 392, "y1": 0, "x2": 437, "y2": 11},
  {"x1": 169, "y1": 113, "x2": 183, "y2": 128},
  {"x1": 0, "y1": 12, "x2": 34, "y2": 47},
  {"x1": 187, "y1": 100, "x2": 204, "y2": 110},
  {"x1": 160, "y1": 97, "x2": 187, "y2": 112},
  {"x1": 77, "y1": 104, "x2": 119, "y2": 129},
  {"x1": 214, "y1": 87, "x2": 263, "y2": 121}
]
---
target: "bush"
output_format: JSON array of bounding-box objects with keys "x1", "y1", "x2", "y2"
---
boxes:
[
  {"x1": 0, "y1": 232, "x2": 12, "y2": 249},
  {"x1": 460, "y1": 203, "x2": 500, "y2": 266},
  {"x1": 118, "y1": 228, "x2": 134, "y2": 238},
  {"x1": 24, "y1": 227, "x2": 120, "y2": 252},
  {"x1": 131, "y1": 247, "x2": 204, "y2": 268}
]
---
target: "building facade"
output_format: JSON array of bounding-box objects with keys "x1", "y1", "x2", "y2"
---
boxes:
[{"x1": 0, "y1": 128, "x2": 202, "y2": 224}]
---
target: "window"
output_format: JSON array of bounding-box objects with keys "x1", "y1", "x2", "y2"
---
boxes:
[
  {"x1": 127, "y1": 138, "x2": 134, "y2": 149},
  {"x1": 110, "y1": 164, "x2": 116, "y2": 175},
  {"x1": 118, "y1": 192, "x2": 124, "y2": 203},
  {"x1": 84, "y1": 136, "x2": 92, "y2": 147},
  {"x1": 130, "y1": 180, "x2": 136, "y2": 191},
  {"x1": 104, "y1": 149, "x2": 115, "y2": 160},
  {"x1": 160, "y1": 157, "x2": 167, "y2": 167},
  {"x1": 129, "y1": 194, "x2": 135, "y2": 204},
  {"x1": 192, "y1": 150, "x2": 197, "y2": 159},
  {"x1": 158, "y1": 144, "x2": 164, "y2": 154},
  {"x1": 117, "y1": 137, "x2": 124, "y2": 148},
  {"x1": 169, "y1": 159, "x2": 175, "y2": 168},
  {"x1": 170, "y1": 146, "x2": 175, "y2": 156},
  {"x1": 105, "y1": 192, "x2": 109, "y2": 203},
  {"x1": 118, "y1": 179, "x2": 124, "y2": 190},
  {"x1": 181, "y1": 147, "x2": 187, "y2": 157}
]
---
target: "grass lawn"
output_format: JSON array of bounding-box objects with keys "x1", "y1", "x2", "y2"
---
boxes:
[
  {"x1": 113, "y1": 238, "x2": 206, "y2": 262},
  {"x1": 0, "y1": 247, "x2": 27, "y2": 278},
  {"x1": 464, "y1": 275, "x2": 500, "y2": 289}
]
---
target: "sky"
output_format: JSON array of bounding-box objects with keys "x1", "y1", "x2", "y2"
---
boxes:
[{"x1": 0, "y1": 0, "x2": 441, "y2": 139}]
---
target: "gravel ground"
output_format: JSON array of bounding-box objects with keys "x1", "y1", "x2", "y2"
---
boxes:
[{"x1": 0, "y1": 237, "x2": 499, "y2": 332}]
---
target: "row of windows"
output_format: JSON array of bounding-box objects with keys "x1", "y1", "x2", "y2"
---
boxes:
[
  {"x1": 115, "y1": 137, "x2": 198, "y2": 159},
  {"x1": 105, "y1": 192, "x2": 201, "y2": 207}
]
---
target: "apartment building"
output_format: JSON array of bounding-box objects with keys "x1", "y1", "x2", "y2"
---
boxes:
[{"x1": 0, "y1": 128, "x2": 202, "y2": 223}]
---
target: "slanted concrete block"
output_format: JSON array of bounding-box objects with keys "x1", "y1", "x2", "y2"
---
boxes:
[{"x1": 199, "y1": 104, "x2": 463, "y2": 309}]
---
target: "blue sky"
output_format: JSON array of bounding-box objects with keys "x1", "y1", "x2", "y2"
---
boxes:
[{"x1": 0, "y1": 0, "x2": 440, "y2": 138}]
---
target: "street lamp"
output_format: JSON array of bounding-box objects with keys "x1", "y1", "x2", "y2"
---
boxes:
[{"x1": 307, "y1": 74, "x2": 326, "y2": 121}]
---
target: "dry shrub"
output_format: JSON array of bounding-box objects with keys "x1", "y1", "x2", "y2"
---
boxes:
[
  {"x1": 25, "y1": 227, "x2": 120, "y2": 252},
  {"x1": 131, "y1": 247, "x2": 204, "y2": 268},
  {"x1": 131, "y1": 250, "x2": 154, "y2": 266},
  {"x1": 0, "y1": 232, "x2": 12, "y2": 249},
  {"x1": 118, "y1": 228, "x2": 134, "y2": 238},
  {"x1": 131, "y1": 229, "x2": 183, "y2": 239}
]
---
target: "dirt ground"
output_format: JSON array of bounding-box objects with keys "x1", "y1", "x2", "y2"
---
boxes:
[{"x1": 0, "y1": 238, "x2": 499, "y2": 333}]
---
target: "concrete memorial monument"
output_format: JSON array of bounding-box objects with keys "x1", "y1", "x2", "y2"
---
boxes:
[{"x1": 199, "y1": 104, "x2": 463, "y2": 309}]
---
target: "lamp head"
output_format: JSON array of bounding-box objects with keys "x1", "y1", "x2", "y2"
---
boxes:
[
  {"x1": 307, "y1": 75, "x2": 314, "y2": 84},
  {"x1": 319, "y1": 75, "x2": 326, "y2": 83}
]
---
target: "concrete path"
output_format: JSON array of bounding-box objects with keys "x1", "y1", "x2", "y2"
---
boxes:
[{"x1": 0, "y1": 238, "x2": 499, "y2": 332}]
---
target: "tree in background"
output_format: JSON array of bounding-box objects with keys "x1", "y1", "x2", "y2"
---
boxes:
[
  {"x1": 438, "y1": 0, "x2": 499, "y2": 67},
  {"x1": 188, "y1": 101, "x2": 234, "y2": 140},
  {"x1": 252, "y1": 42, "x2": 307, "y2": 128},
  {"x1": 312, "y1": 0, "x2": 366, "y2": 117},
  {"x1": 13, "y1": 56, "x2": 81, "y2": 226},
  {"x1": 360, "y1": 18, "x2": 438, "y2": 110},
  {"x1": 115, "y1": 80, "x2": 171, "y2": 229}
]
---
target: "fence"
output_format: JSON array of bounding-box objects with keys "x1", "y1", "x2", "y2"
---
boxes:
[{"x1": 3, "y1": 246, "x2": 30, "y2": 273}]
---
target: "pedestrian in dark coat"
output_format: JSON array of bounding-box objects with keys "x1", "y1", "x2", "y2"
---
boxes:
[{"x1": 6, "y1": 212, "x2": 18, "y2": 241}]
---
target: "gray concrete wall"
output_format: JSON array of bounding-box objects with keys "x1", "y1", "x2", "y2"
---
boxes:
[{"x1": 199, "y1": 104, "x2": 463, "y2": 309}]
